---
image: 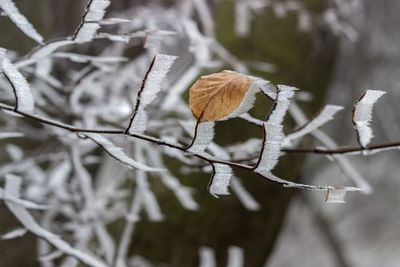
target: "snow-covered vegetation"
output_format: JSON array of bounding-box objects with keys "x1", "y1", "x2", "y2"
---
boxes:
[{"x1": 0, "y1": 0, "x2": 396, "y2": 266}]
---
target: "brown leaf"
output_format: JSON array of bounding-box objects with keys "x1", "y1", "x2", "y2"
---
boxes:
[{"x1": 189, "y1": 70, "x2": 252, "y2": 122}]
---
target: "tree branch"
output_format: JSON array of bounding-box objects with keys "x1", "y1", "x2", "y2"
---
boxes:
[{"x1": 0, "y1": 101, "x2": 371, "y2": 192}]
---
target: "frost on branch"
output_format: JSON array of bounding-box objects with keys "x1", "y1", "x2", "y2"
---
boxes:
[
  {"x1": 353, "y1": 90, "x2": 385, "y2": 148},
  {"x1": 0, "y1": 48, "x2": 35, "y2": 113},
  {"x1": 126, "y1": 54, "x2": 177, "y2": 134},
  {"x1": 187, "y1": 121, "x2": 215, "y2": 154},
  {"x1": 254, "y1": 85, "x2": 295, "y2": 175},
  {"x1": 0, "y1": 0, "x2": 44, "y2": 44},
  {"x1": 73, "y1": 0, "x2": 111, "y2": 43},
  {"x1": 289, "y1": 102, "x2": 372, "y2": 193},
  {"x1": 0, "y1": 1, "x2": 397, "y2": 264},
  {"x1": 209, "y1": 163, "x2": 233, "y2": 197},
  {"x1": 325, "y1": 188, "x2": 347, "y2": 203}
]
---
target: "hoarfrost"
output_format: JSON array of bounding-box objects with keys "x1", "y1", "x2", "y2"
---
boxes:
[
  {"x1": 126, "y1": 54, "x2": 177, "y2": 134},
  {"x1": 209, "y1": 163, "x2": 232, "y2": 196},
  {"x1": 1, "y1": 48, "x2": 35, "y2": 112},
  {"x1": 353, "y1": 90, "x2": 385, "y2": 148}
]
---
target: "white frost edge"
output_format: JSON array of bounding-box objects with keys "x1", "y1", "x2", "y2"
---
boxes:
[
  {"x1": 127, "y1": 54, "x2": 177, "y2": 134},
  {"x1": 209, "y1": 163, "x2": 232, "y2": 196},
  {"x1": 187, "y1": 121, "x2": 215, "y2": 154},
  {"x1": 353, "y1": 90, "x2": 386, "y2": 148},
  {"x1": 223, "y1": 76, "x2": 276, "y2": 120},
  {"x1": 254, "y1": 85, "x2": 295, "y2": 174},
  {"x1": 289, "y1": 102, "x2": 372, "y2": 194},
  {"x1": 1, "y1": 48, "x2": 35, "y2": 112}
]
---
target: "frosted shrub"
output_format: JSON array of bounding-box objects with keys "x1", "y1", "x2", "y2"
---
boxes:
[{"x1": 1, "y1": 0, "x2": 394, "y2": 266}]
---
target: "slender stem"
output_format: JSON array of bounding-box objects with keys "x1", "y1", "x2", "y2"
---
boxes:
[
  {"x1": 2, "y1": 101, "x2": 399, "y2": 157},
  {"x1": 2, "y1": 101, "x2": 396, "y2": 191},
  {"x1": 282, "y1": 143, "x2": 400, "y2": 155},
  {"x1": 0, "y1": 102, "x2": 250, "y2": 169}
]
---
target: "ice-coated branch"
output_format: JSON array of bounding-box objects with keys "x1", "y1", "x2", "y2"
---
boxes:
[
  {"x1": 209, "y1": 163, "x2": 233, "y2": 197},
  {"x1": 125, "y1": 54, "x2": 177, "y2": 134},
  {"x1": 352, "y1": 90, "x2": 385, "y2": 149},
  {"x1": 73, "y1": 0, "x2": 111, "y2": 43},
  {"x1": 187, "y1": 121, "x2": 215, "y2": 154},
  {"x1": 0, "y1": 48, "x2": 35, "y2": 112},
  {"x1": 254, "y1": 85, "x2": 295, "y2": 174},
  {"x1": 0, "y1": 100, "x2": 380, "y2": 193}
]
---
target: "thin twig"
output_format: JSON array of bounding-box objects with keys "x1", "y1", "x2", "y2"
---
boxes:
[{"x1": 0, "y1": 101, "x2": 370, "y2": 191}]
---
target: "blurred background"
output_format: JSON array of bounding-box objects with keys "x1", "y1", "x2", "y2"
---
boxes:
[{"x1": 1, "y1": 0, "x2": 400, "y2": 267}]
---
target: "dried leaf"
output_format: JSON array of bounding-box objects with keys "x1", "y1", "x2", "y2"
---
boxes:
[{"x1": 189, "y1": 70, "x2": 252, "y2": 122}]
